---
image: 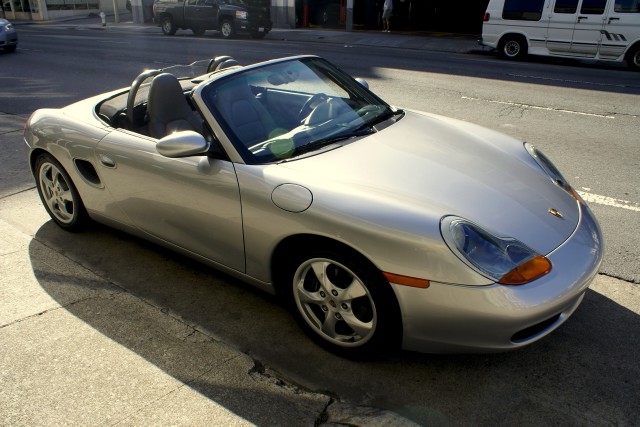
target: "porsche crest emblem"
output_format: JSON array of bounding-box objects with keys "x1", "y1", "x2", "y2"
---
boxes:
[{"x1": 548, "y1": 208, "x2": 564, "y2": 219}]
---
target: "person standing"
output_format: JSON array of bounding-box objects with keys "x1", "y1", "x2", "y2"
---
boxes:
[{"x1": 382, "y1": 0, "x2": 392, "y2": 32}]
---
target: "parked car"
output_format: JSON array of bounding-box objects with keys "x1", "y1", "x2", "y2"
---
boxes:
[
  {"x1": 24, "y1": 55, "x2": 603, "y2": 356},
  {"x1": 0, "y1": 18, "x2": 17, "y2": 52},
  {"x1": 480, "y1": 0, "x2": 640, "y2": 70},
  {"x1": 152, "y1": 0, "x2": 271, "y2": 38}
]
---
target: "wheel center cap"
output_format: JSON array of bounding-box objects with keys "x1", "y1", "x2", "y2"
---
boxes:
[{"x1": 328, "y1": 300, "x2": 336, "y2": 308}]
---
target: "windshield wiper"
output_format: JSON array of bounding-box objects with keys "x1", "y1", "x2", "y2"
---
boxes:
[
  {"x1": 286, "y1": 128, "x2": 375, "y2": 159},
  {"x1": 354, "y1": 108, "x2": 405, "y2": 133}
]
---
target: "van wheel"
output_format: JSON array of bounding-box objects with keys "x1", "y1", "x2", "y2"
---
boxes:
[
  {"x1": 500, "y1": 35, "x2": 527, "y2": 60},
  {"x1": 628, "y1": 46, "x2": 640, "y2": 71}
]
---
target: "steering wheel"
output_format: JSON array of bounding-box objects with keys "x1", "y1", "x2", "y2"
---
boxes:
[{"x1": 298, "y1": 93, "x2": 328, "y2": 123}]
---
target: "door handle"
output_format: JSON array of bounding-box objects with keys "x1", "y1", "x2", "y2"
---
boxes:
[
  {"x1": 577, "y1": 16, "x2": 588, "y2": 22},
  {"x1": 608, "y1": 17, "x2": 620, "y2": 23}
]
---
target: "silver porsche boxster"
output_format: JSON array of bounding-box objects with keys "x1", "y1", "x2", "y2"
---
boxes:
[{"x1": 24, "y1": 55, "x2": 603, "y2": 356}]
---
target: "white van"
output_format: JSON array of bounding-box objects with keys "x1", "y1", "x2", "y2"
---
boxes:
[{"x1": 480, "y1": 0, "x2": 640, "y2": 70}]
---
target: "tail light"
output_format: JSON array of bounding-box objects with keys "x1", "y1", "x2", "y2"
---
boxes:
[{"x1": 484, "y1": 12, "x2": 490, "y2": 22}]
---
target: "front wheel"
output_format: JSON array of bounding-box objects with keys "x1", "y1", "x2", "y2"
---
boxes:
[
  {"x1": 627, "y1": 46, "x2": 640, "y2": 71},
  {"x1": 219, "y1": 19, "x2": 234, "y2": 39},
  {"x1": 500, "y1": 35, "x2": 527, "y2": 60},
  {"x1": 34, "y1": 154, "x2": 88, "y2": 231},
  {"x1": 285, "y1": 248, "x2": 402, "y2": 356},
  {"x1": 161, "y1": 16, "x2": 177, "y2": 36}
]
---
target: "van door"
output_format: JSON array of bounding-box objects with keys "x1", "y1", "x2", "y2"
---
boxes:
[
  {"x1": 598, "y1": 0, "x2": 638, "y2": 60},
  {"x1": 547, "y1": 0, "x2": 582, "y2": 54},
  {"x1": 571, "y1": 0, "x2": 608, "y2": 56}
]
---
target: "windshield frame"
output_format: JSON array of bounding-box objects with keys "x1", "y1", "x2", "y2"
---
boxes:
[{"x1": 198, "y1": 56, "x2": 395, "y2": 165}]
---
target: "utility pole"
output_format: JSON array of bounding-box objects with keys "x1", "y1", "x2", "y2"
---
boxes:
[{"x1": 346, "y1": 0, "x2": 353, "y2": 31}]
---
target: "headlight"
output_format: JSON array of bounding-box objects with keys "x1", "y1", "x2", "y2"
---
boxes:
[
  {"x1": 525, "y1": 142, "x2": 580, "y2": 200},
  {"x1": 441, "y1": 216, "x2": 551, "y2": 285},
  {"x1": 235, "y1": 11, "x2": 248, "y2": 20}
]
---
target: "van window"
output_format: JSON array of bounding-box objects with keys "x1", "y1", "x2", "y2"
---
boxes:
[
  {"x1": 580, "y1": 0, "x2": 608, "y2": 14},
  {"x1": 614, "y1": 0, "x2": 640, "y2": 12},
  {"x1": 502, "y1": 0, "x2": 545, "y2": 20},
  {"x1": 554, "y1": 0, "x2": 579, "y2": 13}
]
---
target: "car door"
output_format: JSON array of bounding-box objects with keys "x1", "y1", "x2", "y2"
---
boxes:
[
  {"x1": 95, "y1": 129, "x2": 245, "y2": 272},
  {"x1": 598, "y1": 0, "x2": 639, "y2": 60},
  {"x1": 571, "y1": 0, "x2": 608, "y2": 55},
  {"x1": 185, "y1": 0, "x2": 219, "y2": 29}
]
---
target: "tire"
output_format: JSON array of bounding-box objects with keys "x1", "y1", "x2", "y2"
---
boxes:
[
  {"x1": 627, "y1": 46, "x2": 640, "y2": 71},
  {"x1": 5, "y1": 45, "x2": 17, "y2": 53},
  {"x1": 34, "y1": 154, "x2": 88, "y2": 231},
  {"x1": 500, "y1": 35, "x2": 527, "y2": 60},
  {"x1": 161, "y1": 16, "x2": 177, "y2": 36},
  {"x1": 219, "y1": 19, "x2": 234, "y2": 39},
  {"x1": 283, "y1": 246, "x2": 402, "y2": 357},
  {"x1": 192, "y1": 27, "x2": 206, "y2": 36}
]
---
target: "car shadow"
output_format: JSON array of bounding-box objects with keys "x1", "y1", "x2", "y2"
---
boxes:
[{"x1": 30, "y1": 220, "x2": 640, "y2": 425}]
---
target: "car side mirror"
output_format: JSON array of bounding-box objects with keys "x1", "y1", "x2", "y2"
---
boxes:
[{"x1": 156, "y1": 131, "x2": 209, "y2": 158}]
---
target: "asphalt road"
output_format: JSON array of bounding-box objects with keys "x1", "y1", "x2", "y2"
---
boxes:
[{"x1": 1, "y1": 24, "x2": 639, "y2": 425}]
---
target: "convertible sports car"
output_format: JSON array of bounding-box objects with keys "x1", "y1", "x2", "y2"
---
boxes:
[{"x1": 24, "y1": 55, "x2": 603, "y2": 355}]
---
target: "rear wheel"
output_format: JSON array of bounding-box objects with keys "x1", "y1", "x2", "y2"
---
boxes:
[
  {"x1": 283, "y1": 246, "x2": 401, "y2": 357},
  {"x1": 161, "y1": 16, "x2": 176, "y2": 35},
  {"x1": 627, "y1": 45, "x2": 640, "y2": 71},
  {"x1": 220, "y1": 19, "x2": 234, "y2": 39},
  {"x1": 500, "y1": 35, "x2": 527, "y2": 60},
  {"x1": 34, "y1": 154, "x2": 88, "y2": 231}
]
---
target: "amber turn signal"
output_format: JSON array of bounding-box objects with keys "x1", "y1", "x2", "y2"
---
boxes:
[
  {"x1": 499, "y1": 255, "x2": 552, "y2": 285},
  {"x1": 384, "y1": 272, "x2": 430, "y2": 289}
]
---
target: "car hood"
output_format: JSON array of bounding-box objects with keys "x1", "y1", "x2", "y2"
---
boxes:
[{"x1": 278, "y1": 110, "x2": 580, "y2": 255}]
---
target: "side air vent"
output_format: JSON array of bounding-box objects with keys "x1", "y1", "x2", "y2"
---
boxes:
[
  {"x1": 511, "y1": 313, "x2": 561, "y2": 343},
  {"x1": 74, "y1": 159, "x2": 102, "y2": 187}
]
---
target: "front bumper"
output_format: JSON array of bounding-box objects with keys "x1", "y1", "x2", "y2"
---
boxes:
[
  {"x1": 234, "y1": 19, "x2": 271, "y2": 35},
  {"x1": 0, "y1": 32, "x2": 18, "y2": 48},
  {"x1": 393, "y1": 201, "x2": 603, "y2": 353}
]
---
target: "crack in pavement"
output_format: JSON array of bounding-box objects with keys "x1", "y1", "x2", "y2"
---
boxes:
[{"x1": 461, "y1": 95, "x2": 619, "y2": 119}]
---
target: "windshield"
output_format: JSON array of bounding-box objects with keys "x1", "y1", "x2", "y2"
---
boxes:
[{"x1": 201, "y1": 57, "x2": 397, "y2": 164}]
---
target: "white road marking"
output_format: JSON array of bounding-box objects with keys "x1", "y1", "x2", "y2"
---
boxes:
[
  {"x1": 461, "y1": 96, "x2": 616, "y2": 119},
  {"x1": 578, "y1": 190, "x2": 640, "y2": 212}
]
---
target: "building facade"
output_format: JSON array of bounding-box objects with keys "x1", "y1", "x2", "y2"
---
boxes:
[{"x1": 2, "y1": 0, "x2": 489, "y2": 35}]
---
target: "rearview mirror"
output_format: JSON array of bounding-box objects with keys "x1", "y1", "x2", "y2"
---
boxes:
[
  {"x1": 355, "y1": 78, "x2": 369, "y2": 90},
  {"x1": 156, "y1": 131, "x2": 209, "y2": 158}
]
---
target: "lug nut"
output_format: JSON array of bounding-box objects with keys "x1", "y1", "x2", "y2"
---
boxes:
[
  {"x1": 320, "y1": 291, "x2": 326, "y2": 298},
  {"x1": 322, "y1": 305, "x2": 328, "y2": 312},
  {"x1": 341, "y1": 303, "x2": 348, "y2": 310},
  {"x1": 332, "y1": 290, "x2": 338, "y2": 296},
  {"x1": 335, "y1": 313, "x2": 342, "y2": 320}
]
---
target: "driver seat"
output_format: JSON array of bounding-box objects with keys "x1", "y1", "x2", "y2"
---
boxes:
[
  {"x1": 147, "y1": 73, "x2": 203, "y2": 139},
  {"x1": 214, "y1": 78, "x2": 277, "y2": 146}
]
